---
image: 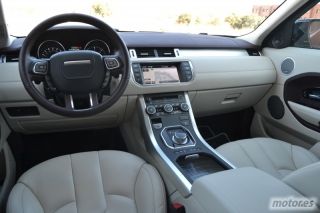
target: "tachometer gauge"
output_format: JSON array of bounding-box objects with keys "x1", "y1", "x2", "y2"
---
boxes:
[
  {"x1": 37, "y1": 40, "x2": 65, "y2": 59},
  {"x1": 84, "y1": 39, "x2": 111, "y2": 55}
]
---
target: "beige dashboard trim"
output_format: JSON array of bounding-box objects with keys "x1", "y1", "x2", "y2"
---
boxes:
[{"x1": 0, "y1": 49, "x2": 276, "y2": 133}]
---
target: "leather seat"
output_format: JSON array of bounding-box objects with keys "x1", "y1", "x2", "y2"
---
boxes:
[
  {"x1": 217, "y1": 138, "x2": 319, "y2": 179},
  {"x1": 7, "y1": 151, "x2": 166, "y2": 213}
]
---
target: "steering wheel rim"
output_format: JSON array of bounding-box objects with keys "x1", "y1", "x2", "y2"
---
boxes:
[{"x1": 19, "y1": 13, "x2": 130, "y2": 117}]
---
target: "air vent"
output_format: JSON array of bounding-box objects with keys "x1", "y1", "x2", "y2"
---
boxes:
[
  {"x1": 2, "y1": 51, "x2": 19, "y2": 62},
  {"x1": 136, "y1": 49, "x2": 156, "y2": 58},
  {"x1": 6, "y1": 106, "x2": 40, "y2": 117},
  {"x1": 157, "y1": 48, "x2": 175, "y2": 57},
  {"x1": 247, "y1": 49, "x2": 260, "y2": 56}
]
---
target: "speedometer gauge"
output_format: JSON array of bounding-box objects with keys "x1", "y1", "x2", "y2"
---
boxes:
[
  {"x1": 37, "y1": 40, "x2": 65, "y2": 59},
  {"x1": 84, "y1": 39, "x2": 110, "y2": 55}
]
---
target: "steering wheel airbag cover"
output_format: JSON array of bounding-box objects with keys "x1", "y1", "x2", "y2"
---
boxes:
[{"x1": 50, "y1": 51, "x2": 105, "y2": 93}]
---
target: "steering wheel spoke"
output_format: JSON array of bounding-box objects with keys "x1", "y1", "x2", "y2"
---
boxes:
[
  {"x1": 64, "y1": 92, "x2": 100, "y2": 110},
  {"x1": 89, "y1": 92, "x2": 99, "y2": 107},
  {"x1": 103, "y1": 55, "x2": 123, "y2": 77},
  {"x1": 64, "y1": 94, "x2": 75, "y2": 110}
]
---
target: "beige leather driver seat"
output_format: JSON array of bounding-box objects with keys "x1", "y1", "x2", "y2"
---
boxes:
[
  {"x1": 6, "y1": 151, "x2": 166, "y2": 213},
  {"x1": 217, "y1": 138, "x2": 319, "y2": 179}
]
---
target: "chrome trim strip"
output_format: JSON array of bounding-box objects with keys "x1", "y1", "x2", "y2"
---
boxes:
[
  {"x1": 139, "y1": 96, "x2": 192, "y2": 193},
  {"x1": 184, "y1": 92, "x2": 236, "y2": 169},
  {"x1": 89, "y1": 93, "x2": 94, "y2": 107},
  {"x1": 65, "y1": 94, "x2": 74, "y2": 109},
  {"x1": 160, "y1": 125, "x2": 196, "y2": 149},
  {"x1": 64, "y1": 60, "x2": 91, "y2": 65}
]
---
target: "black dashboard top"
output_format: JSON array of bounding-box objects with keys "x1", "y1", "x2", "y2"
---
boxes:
[{"x1": 0, "y1": 26, "x2": 257, "y2": 54}]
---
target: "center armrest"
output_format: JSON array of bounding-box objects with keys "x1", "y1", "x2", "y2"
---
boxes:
[{"x1": 192, "y1": 167, "x2": 307, "y2": 213}]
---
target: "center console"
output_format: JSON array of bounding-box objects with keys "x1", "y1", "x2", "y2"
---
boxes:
[{"x1": 139, "y1": 92, "x2": 235, "y2": 196}]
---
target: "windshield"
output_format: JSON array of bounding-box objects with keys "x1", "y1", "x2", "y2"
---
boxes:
[{"x1": 3, "y1": 0, "x2": 285, "y2": 37}]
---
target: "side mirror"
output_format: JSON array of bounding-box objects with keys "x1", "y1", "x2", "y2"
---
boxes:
[{"x1": 293, "y1": 19, "x2": 320, "y2": 49}]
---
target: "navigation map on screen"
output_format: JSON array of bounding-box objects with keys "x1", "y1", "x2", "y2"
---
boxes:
[{"x1": 142, "y1": 66, "x2": 180, "y2": 84}]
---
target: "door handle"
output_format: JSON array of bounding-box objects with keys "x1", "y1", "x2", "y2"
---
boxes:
[{"x1": 304, "y1": 88, "x2": 320, "y2": 102}]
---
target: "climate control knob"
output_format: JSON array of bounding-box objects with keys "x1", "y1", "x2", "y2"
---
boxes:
[
  {"x1": 163, "y1": 104, "x2": 174, "y2": 113},
  {"x1": 180, "y1": 103, "x2": 189, "y2": 112},
  {"x1": 146, "y1": 105, "x2": 156, "y2": 115}
]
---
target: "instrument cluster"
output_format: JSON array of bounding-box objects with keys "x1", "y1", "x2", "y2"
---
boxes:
[{"x1": 37, "y1": 39, "x2": 111, "y2": 59}]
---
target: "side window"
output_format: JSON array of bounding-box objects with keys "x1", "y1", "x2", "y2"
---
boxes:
[{"x1": 292, "y1": 3, "x2": 320, "y2": 49}]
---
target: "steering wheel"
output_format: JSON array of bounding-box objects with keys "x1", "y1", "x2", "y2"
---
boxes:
[{"x1": 19, "y1": 14, "x2": 130, "y2": 117}]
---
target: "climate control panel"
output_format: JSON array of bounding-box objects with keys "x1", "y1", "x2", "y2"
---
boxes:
[
  {"x1": 144, "y1": 93, "x2": 192, "y2": 131},
  {"x1": 145, "y1": 93, "x2": 189, "y2": 116}
]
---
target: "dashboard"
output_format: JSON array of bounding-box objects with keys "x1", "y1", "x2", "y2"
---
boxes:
[{"x1": 0, "y1": 27, "x2": 277, "y2": 133}]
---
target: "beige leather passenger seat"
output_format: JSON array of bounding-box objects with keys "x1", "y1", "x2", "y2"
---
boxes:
[{"x1": 217, "y1": 138, "x2": 319, "y2": 179}]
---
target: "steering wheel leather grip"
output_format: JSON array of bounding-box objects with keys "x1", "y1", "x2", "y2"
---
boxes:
[{"x1": 19, "y1": 13, "x2": 130, "y2": 117}]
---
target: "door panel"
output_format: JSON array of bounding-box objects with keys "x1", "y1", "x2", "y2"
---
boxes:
[
  {"x1": 284, "y1": 73, "x2": 320, "y2": 132},
  {"x1": 253, "y1": 47, "x2": 320, "y2": 148},
  {"x1": 288, "y1": 101, "x2": 320, "y2": 127}
]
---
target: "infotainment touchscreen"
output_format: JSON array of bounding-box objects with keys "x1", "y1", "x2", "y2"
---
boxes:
[{"x1": 142, "y1": 65, "x2": 180, "y2": 85}]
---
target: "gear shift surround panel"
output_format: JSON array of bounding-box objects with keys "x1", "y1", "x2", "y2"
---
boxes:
[{"x1": 161, "y1": 126, "x2": 196, "y2": 149}]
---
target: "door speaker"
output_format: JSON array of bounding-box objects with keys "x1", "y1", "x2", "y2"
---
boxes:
[
  {"x1": 267, "y1": 96, "x2": 285, "y2": 120},
  {"x1": 281, "y1": 58, "x2": 294, "y2": 75}
]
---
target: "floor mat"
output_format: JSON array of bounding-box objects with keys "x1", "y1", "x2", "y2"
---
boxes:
[
  {"x1": 8, "y1": 128, "x2": 127, "y2": 178},
  {"x1": 197, "y1": 108, "x2": 254, "y2": 148}
]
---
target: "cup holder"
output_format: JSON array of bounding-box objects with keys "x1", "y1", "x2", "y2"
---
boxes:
[{"x1": 176, "y1": 153, "x2": 227, "y2": 182}]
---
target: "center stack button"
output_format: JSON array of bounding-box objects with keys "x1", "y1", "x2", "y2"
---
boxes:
[
  {"x1": 163, "y1": 104, "x2": 174, "y2": 113},
  {"x1": 146, "y1": 105, "x2": 156, "y2": 115}
]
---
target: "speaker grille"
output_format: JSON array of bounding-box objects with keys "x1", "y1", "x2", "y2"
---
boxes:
[
  {"x1": 267, "y1": 96, "x2": 284, "y2": 120},
  {"x1": 281, "y1": 58, "x2": 294, "y2": 75}
]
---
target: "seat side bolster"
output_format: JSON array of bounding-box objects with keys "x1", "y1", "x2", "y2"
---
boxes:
[
  {"x1": 310, "y1": 142, "x2": 320, "y2": 159},
  {"x1": 134, "y1": 164, "x2": 167, "y2": 213},
  {"x1": 7, "y1": 183, "x2": 44, "y2": 213}
]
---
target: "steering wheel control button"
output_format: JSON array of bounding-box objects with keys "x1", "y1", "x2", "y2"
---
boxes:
[
  {"x1": 172, "y1": 131, "x2": 188, "y2": 145},
  {"x1": 163, "y1": 104, "x2": 174, "y2": 113},
  {"x1": 146, "y1": 105, "x2": 157, "y2": 115},
  {"x1": 33, "y1": 61, "x2": 48, "y2": 75},
  {"x1": 180, "y1": 103, "x2": 189, "y2": 112},
  {"x1": 104, "y1": 57, "x2": 120, "y2": 70}
]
